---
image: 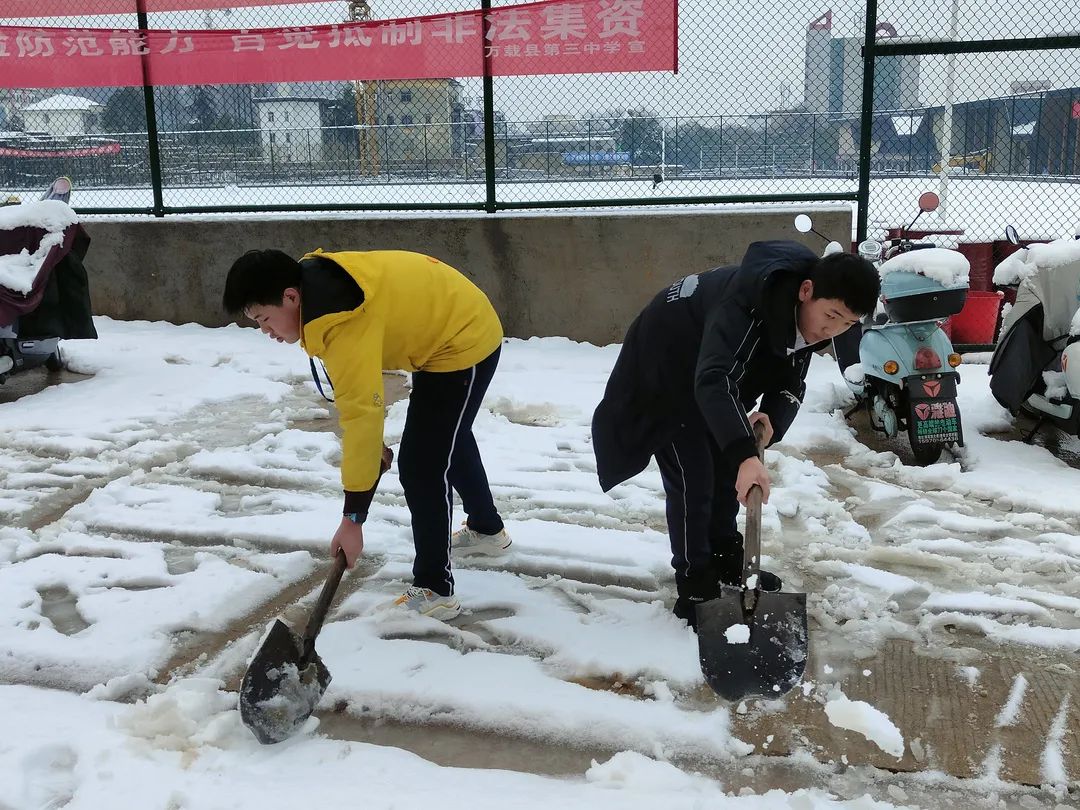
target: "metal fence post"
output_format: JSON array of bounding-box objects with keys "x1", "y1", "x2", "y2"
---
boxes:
[
  {"x1": 674, "y1": 116, "x2": 679, "y2": 176},
  {"x1": 136, "y1": 0, "x2": 164, "y2": 216},
  {"x1": 481, "y1": 0, "x2": 497, "y2": 213},
  {"x1": 856, "y1": 0, "x2": 879, "y2": 242},
  {"x1": 546, "y1": 119, "x2": 552, "y2": 177}
]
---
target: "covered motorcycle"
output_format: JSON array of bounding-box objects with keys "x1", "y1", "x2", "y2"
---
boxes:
[
  {"x1": 0, "y1": 199, "x2": 96, "y2": 381},
  {"x1": 989, "y1": 235, "x2": 1080, "y2": 429}
]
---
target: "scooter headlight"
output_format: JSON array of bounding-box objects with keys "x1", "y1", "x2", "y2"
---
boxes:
[
  {"x1": 857, "y1": 239, "x2": 883, "y2": 262},
  {"x1": 883, "y1": 360, "x2": 900, "y2": 375}
]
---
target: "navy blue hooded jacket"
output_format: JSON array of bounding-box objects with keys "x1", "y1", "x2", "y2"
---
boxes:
[{"x1": 592, "y1": 240, "x2": 822, "y2": 492}]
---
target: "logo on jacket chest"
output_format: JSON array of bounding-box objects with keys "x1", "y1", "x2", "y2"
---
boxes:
[{"x1": 666, "y1": 274, "x2": 699, "y2": 302}]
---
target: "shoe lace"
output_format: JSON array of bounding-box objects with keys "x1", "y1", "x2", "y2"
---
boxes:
[{"x1": 395, "y1": 585, "x2": 431, "y2": 604}]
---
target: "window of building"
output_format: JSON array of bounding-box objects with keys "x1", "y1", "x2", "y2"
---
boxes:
[
  {"x1": 402, "y1": 114, "x2": 413, "y2": 126},
  {"x1": 285, "y1": 132, "x2": 292, "y2": 143},
  {"x1": 268, "y1": 111, "x2": 275, "y2": 123},
  {"x1": 386, "y1": 115, "x2": 396, "y2": 125},
  {"x1": 425, "y1": 114, "x2": 432, "y2": 124},
  {"x1": 400, "y1": 90, "x2": 412, "y2": 103}
]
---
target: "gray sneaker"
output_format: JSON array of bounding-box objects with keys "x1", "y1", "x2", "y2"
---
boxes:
[
  {"x1": 383, "y1": 586, "x2": 461, "y2": 620},
  {"x1": 451, "y1": 524, "x2": 512, "y2": 557}
]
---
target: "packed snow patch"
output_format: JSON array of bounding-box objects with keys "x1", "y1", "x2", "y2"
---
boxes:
[
  {"x1": 724, "y1": 624, "x2": 750, "y2": 644},
  {"x1": 879, "y1": 248, "x2": 970, "y2": 287},
  {"x1": 994, "y1": 673, "x2": 1028, "y2": 727},
  {"x1": 824, "y1": 694, "x2": 905, "y2": 758}
]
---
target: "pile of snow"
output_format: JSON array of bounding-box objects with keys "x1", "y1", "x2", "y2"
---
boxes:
[
  {"x1": 724, "y1": 623, "x2": 750, "y2": 644},
  {"x1": 1026, "y1": 237, "x2": 1080, "y2": 270},
  {"x1": 116, "y1": 678, "x2": 246, "y2": 751},
  {"x1": 0, "y1": 200, "x2": 79, "y2": 295},
  {"x1": 879, "y1": 248, "x2": 969, "y2": 287},
  {"x1": 993, "y1": 249, "x2": 1031, "y2": 285},
  {"x1": 843, "y1": 363, "x2": 865, "y2": 385},
  {"x1": 1042, "y1": 370, "x2": 1068, "y2": 401},
  {"x1": 823, "y1": 693, "x2": 905, "y2": 758}
]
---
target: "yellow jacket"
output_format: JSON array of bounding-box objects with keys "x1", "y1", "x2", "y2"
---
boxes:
[{"x1": 300, "y1": 250, "x2": 503, "y2": 492}]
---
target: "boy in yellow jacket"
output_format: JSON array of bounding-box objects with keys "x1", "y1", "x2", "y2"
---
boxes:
[{"x1": 223, "y1": 248, "x2": 511, "y2": 620}]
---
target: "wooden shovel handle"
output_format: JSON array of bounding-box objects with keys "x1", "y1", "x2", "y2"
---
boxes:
[
  {"x1": 742, "y1": 422, "x2": 768, "y2": 589},
  {"x1": 301, "y1": 549, "x2": 348, "y2": 657}
]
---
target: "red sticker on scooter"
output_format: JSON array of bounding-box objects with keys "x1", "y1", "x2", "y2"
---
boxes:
[
  {"x1": 922, "y1": 381, "x2": 942, "y2": 398},
  {"x1": 914, "y1": 403, "x2": 932, "y2": 420}
]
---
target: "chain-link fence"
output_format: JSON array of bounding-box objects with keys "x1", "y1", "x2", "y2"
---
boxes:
[
  {"x1": 1, "y1": 0, "x2": 1077, "y2": 239},
  {"x1": 862, "y1": 0, "x2": 1080, "y2": 250},
  {"x1": 0, "y1": 0, "x2": 860, "y2": 215}
]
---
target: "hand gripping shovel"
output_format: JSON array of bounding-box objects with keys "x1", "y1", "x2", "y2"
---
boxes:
[
  {"x1": 695, "y1": 425, "x2": 808, "y2": 701},
  {"x1": 240, "y1": 549, "x2": 348, "y2": 744}
]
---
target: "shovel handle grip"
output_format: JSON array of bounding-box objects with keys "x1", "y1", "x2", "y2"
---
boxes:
[
  {"x1": 302, "y1": 549, "x2": 348, "y2": 655},
  {"x1": 742, "y1": 423, "x2": 768, "y2": 589}
]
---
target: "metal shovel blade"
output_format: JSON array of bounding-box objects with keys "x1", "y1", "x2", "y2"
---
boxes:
[
  {"x1": 696, "y1": 586, "x2": 808, "y2": 702},
  {"x1": 239, "y1": 619, "x2": 331, "y2": 745}
]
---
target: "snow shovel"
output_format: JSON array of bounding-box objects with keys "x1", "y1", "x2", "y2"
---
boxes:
[
  {"x1": 696, "y1": 425, "x2": 808, "y2": 701},
  {"x1": 239, "y1": 549, "x2": 348, "y2": 744}
]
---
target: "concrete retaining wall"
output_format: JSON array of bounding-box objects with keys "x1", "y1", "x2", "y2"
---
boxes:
[{"x1": 83, "y1": 207, "x2": 851, "y2": 345}]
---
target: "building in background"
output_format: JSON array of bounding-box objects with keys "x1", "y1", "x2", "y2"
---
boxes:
[
  {"x1": 21, "y1": 95, "x2": 102, "y2": 137},
  {"x1": 803, "y1": 11, "x2": 920, "y2": 114},
  {"x1": 373, "y1": 79, "x2": 466, "y2": 170},
  {"x1": 253, "y1": 96, "x2": 333, "y2": 164}
]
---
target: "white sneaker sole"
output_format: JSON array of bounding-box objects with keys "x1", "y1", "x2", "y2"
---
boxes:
[
  {"x1": 453, "y1": 539, "x2": 512, "y2": 558},
  {"x1": 419, "y1": 599, "x2": 461, "y2": 620}
]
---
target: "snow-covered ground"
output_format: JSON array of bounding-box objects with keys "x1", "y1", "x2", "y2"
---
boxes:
[
  {"x1": 54, "y1": 174, "x2": 1080, "y2": 243},
  {"x1": 1, "y1": 319, "x2": 1078, "y2": 809}
]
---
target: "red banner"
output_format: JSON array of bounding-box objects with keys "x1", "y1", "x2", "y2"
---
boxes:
[
  {"x1": 0, "y1": 0, "x2": 677, "y2": 88},
  {"x1": 4, "y1": 0, "x2": 309, "y2": 17},
  {"x1": 0, "y1": 143, "x2": 121, "y2": 158}
]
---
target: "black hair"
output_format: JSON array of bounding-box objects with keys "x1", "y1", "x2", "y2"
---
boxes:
[
  {"x1": 810, "y1": 252, "x2": 880, "y2": 316},
  {"x1": 222, "y1": 249, "x2": 303, "y2": 315}
]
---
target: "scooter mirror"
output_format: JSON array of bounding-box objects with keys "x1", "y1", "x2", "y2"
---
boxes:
[
  {"x1": 1005, "y1": 225, "x2": 1020, "y2": 245},
  {"x1": 918, "y1": 191, "x2": 940, "y2": 212},
  {"x1": 794, "y1": 214, "x2": 813, "y2": 233}
]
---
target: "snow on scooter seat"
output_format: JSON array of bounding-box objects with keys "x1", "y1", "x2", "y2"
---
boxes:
[
  {"x1": 878, "y1": 248, "x2": 970, "y2": 287},
  {"x1": 0, "y1": 200, "x2": 79, "y2": 295},
  {"x1": 994, "y1": 233, "x2": 1080, "y2": 286}
]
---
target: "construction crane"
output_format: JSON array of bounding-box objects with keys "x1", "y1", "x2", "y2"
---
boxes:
[{"x1": 348, "y1": 0, "x2": 381, "y2": 176}]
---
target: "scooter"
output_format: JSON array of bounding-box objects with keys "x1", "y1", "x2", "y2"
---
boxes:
[
  {"x1": 797, "y1": 191, "x2": 970, "y2": 465},
  {"x1": 988, "y1": 225, "x2": 1080, "y2": 440}
]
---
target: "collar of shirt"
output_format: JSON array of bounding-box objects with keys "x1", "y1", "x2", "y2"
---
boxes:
[{"x1": 788, "y1": 306, "x2": 808, "y2": 355}]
